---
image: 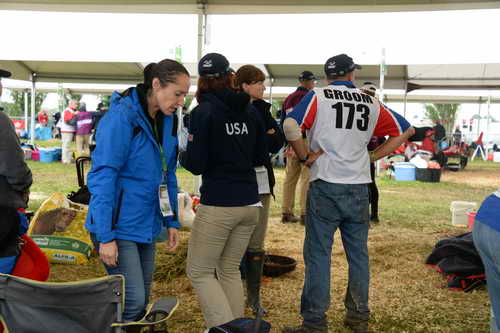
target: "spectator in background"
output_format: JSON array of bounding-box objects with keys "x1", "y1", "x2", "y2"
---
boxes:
[
  {"x1": 75, "y1": 103, "x2": 93, "y2": 155},
  {"x1": 60, "y1": 99, "x2": 79, "y2": 164},
  {"x1": 361, "y1": 82, "x2": 385, "y2": 224},
  {"x1": 37, "y1": 109, "x2": 49, "y2": 126},
  {"x1": 89, "y1": 102, "x2": 108, "y2": 152},
  {"x1": 280, "y1": 71, "x2": 317, "y2": 224},
  {"x1": 433, "y1": 120, "x2": 446, "y2": 151},
  {"x1": 453, "y1": 127, "x2": 462, "y2": 146},
  {"x1": 53, "y1": 111, "x2": 61, "y2": 138}
]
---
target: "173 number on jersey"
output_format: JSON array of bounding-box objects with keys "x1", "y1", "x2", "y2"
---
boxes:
[{"x1": 332, "y1": 102, "x2": 369, "y2": 131}]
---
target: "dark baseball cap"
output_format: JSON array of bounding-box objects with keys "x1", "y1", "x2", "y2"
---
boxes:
[
  {"x1": 299, "y1": 71, "x2": 316, "y2": 81},
  {"x1": 324, "y1": 54, "x2": 362, "y2": 76},
  {"x1": 0, "y1": 69, "x2": 12, "y2": 78},
  {"x1": 198, "y1": 53, "x2": 231, "y2": 78}
]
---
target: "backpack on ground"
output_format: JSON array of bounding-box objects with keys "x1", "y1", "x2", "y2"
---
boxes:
[{"x1": 426, "y1": 232, "x2": 486, "y2": 292}]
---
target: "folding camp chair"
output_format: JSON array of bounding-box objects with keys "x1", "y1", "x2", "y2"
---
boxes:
[{"x1": 0, "y1": 274, "x2": 178, "y2": 333}]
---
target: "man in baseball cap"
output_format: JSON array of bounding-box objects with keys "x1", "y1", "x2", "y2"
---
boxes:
[
  {"x1": 324, "y1": 53, "x2": 362, "y2": 77},
  {"x1": 280, "y1": 70, "x2": 317, "y2": 225},
  {"x1": 198, "y1": 53, "x2": 231, "y2": 78},
  {"x1": 282, "y1": 53, "x2": 414, "y2": 333},
  {"x1": 298, "y1": 71, "x2": 317, "y2": 82}
]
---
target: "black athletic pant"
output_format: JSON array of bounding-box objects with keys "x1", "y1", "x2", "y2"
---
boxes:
[{"x1": 368, "y1": 163, "x2": 379, "y2": 220}]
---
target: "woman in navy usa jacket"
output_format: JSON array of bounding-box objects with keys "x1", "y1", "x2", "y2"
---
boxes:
[{"x1": 85, "y1": 59, "x2": 190, "y2": 326}]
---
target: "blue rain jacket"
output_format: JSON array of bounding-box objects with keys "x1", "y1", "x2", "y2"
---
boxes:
[{"x1": 85, "y1": 88, "x2": 180, "y2": 244}]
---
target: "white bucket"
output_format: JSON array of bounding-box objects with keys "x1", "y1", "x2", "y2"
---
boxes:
[
  {"x1": 450, "y1": 201, "x2": 477, "y2": 226},
  {"x1": 494, "y1": 152, "x2": 500, "y2": 163}
]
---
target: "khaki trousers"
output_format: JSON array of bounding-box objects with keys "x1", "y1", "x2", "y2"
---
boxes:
[
  {"x1": 75, "y1": 134, "x2": 90, "y2": 154},
  {"x1": 187, "y1": 204, "x2": 259, "y2": 328},
  {"x1": 248, "y1": 194, "x2": 271, "y2": 252},
  {"x1": 282, "y1": 155, "x2": 310, "y2": 216},
  {"x1": 61, "y1": 132, "x2": 74, "y2": 164}
]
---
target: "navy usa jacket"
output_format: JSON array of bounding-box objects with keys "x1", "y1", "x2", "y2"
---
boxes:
[
  {"x1": 85, "y1": 88, "x2": 180, "y2": 244},
  {"x1": 181, "y1": 89, "x2": 268, "y2": 206}
]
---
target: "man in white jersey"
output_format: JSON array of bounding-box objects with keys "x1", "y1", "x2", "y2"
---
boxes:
[{"x1": 281, "y1": 54, "x2": 415, "y2": 333}]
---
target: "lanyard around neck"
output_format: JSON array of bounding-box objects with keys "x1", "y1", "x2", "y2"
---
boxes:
[{"x1": 151, "y1": 120, "x2": 167, "y2": 172}]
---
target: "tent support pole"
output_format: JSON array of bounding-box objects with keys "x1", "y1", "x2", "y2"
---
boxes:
[
  {"x1": 30, "y1": 75, "x2": 36, "y2": 144},
  {"x1": 24, "y1": 90, "x2": 29, "y2": 131}
]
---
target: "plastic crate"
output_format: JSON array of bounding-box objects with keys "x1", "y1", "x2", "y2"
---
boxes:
[{"x1": 416, "y1": 168, "x2": 441, "y2": 182}]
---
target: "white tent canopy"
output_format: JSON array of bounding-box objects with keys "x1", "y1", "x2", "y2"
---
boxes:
[
  {"x1": 4, "y1": 59, "x2": 500, "y2": 90},
  {"x1": 1, "y1": 0, "x2": 500, "y2": 14}
]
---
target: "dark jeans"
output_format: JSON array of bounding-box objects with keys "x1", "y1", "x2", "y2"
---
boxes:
[
  {"x1": 300, "y1": 180, "x2": 370, "y2": 330},
  {"x1": 472, "y1": 221, "x2": 500, "y2": 333},
  {"x1": 91, "y1": 234, "x2": 156, "y2": 321}
]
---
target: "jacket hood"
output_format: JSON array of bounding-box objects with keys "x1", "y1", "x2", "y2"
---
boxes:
[{"x1": 199, "y1": 88, "x2": 250, "y2": 117}]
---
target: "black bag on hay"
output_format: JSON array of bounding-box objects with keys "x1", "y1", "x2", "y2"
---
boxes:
[
  {"x1": 209, "y1": 308, "x2": 271, "y2": 333},
  {"x1": 67, "y1": 156, "x2": 91, "y2": 205},
  {"x1": 426, "y1": 232, "x2": 486, "y2": 292},
  {"x1": 209, "y1": 318, "x2": 271, "y2": 333}
]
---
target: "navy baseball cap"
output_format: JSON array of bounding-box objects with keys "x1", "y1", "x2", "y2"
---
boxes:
[
  {"x1": 324, "y1": 54, "x2": 361, "y2": 76},
  {"x1": 299, "y1": 71, "x2": 316, "y2": 81},
  {"x1": 0, "y1": 69, "x2": 11, "y2": 78},
  {"x1": 198, "y1": 53, "x2": 231, "y2": 78}
]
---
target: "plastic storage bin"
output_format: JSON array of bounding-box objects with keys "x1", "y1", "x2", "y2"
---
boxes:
[
  {"x1": 394, "y1": 162, "x2": 416, "y2": 181},
  {"x1": 52, "y1": 148, "x2": 62, "y2": 161},
  {"x1": 416, "y1": 168, "x2": 441, "y2": 182},
  {"x1": 39, "y1": 149, "x2": 55, "y2": 163},
  {"x1": 450, "y1": 201, "x2": 477, "y2": 226}
]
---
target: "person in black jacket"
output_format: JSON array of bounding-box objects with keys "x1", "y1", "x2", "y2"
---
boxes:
[
  {"x1": 0, "y1": 68, "x2": 33, "y2": 273},
  {"x1": 181, "y1": 53, "x2": 268, "y2": 329},
  {"x1": 235, "y1": 64, "x2": 285, "y2": 315}
]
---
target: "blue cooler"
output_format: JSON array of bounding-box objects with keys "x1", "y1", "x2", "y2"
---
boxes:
[
  {"x1": 39, "y1": 149, "x2": 54, "y2": 163},
  {"x1": 53, "y1": 148, "x2": 62, "y2": 161},
  {"x1": 394, "y1": 162, "x2": 416, "y2": 181}
]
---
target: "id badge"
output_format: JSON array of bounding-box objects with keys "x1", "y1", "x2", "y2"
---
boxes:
[{"x1": 159, "y1": 184, "x2": 173, "y2": 217}]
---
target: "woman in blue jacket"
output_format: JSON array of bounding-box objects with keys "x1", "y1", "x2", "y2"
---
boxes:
[{"x1": 85, "y1": 59, "x2": 190, "y2": 327}]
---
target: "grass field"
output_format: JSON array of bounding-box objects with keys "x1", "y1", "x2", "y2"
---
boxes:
[{"x1": 25, "y1": 144, "x2": 500, "y2": 332}]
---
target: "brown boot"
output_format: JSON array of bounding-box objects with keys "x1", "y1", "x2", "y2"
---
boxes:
[{"x1": 282, "y1": 213, "x2": 299, "y2": 223}]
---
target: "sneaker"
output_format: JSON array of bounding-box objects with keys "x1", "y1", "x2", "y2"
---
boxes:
[
  {"x1": 344, "y1": 316, "x2": 369, "y2": 333},
  {"x1": 282, "y1": 213, "x2": 299, "y2": 223},
  {"x1": 282, "y1": 324, "x2": 328, "y2": 333}
]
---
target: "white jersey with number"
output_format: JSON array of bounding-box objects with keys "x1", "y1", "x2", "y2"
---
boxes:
[{"x1": 287, "y1": 81, "x2": 410, "y2": 184}]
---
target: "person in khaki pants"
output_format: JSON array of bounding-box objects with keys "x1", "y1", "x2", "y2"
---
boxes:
[
  {"x1": 280, "y1": 71, "x2": 316, "y2": 224},
  {"x1": 181, "y1": 53, "x2": 268, "y2": 329},
  {"x1": 282, "y1": 145, "x2": 310, "y2": 224}
]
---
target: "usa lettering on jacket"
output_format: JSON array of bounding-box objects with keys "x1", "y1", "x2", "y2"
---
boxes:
[{"x1": 225, "y1": 122, "x2": 249, "y2": 135}]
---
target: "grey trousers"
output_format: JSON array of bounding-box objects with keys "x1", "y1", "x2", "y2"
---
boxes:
[
  {"x1": 248, "y1": 194, "x2": 271, "y2": 252},
  {"x1": 186, "y1": 204, "x2": 259, "y2": 328}
]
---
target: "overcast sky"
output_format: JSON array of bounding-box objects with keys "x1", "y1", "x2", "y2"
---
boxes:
[{"x1": 1, "y1": 8, "x2": 499, "y2": 64}]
